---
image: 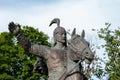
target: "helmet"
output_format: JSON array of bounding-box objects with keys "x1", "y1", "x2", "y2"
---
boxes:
[{"x1": 49, "y1": 18, "x2": 67, "y2": 46}]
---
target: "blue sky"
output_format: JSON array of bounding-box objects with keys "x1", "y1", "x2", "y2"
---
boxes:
[
  {"x1": 0, "y1": 0, "x2": 120, "y2": 36},
  {"x1": 0, "y1": 0, "x2": 57, "y2": 9},
  {"x1": 0, "y1": 0, "x2": 120, "y2": 79}
]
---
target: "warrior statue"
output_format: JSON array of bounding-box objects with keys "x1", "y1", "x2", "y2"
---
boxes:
[{"x1": 8, "y1": 18, "x2": 94, "y2": 80}]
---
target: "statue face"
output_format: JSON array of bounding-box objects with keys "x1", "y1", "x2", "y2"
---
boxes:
[
  {"x1": 55, "y1": 31, "x2": 66, "y2": 43},
  {"x1": 54, "y1": 27, "x2": 67, "y2": 44}
]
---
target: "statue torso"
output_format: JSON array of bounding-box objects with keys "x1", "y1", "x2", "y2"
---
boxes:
[
  {"x1": 46, "y1": 48, "x2": 80, "y2": 80},
  {"x1": 46, "y1": 48, "x2": 67, "y2": 80}
]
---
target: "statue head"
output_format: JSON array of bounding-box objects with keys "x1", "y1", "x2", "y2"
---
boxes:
[{"x1": 49, "y1": 18, "x2": 67, "y2": 47}]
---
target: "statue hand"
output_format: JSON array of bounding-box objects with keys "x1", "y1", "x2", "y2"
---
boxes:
[{"x1": 8, "y1": 22, "x2": 21, "y2": 36}]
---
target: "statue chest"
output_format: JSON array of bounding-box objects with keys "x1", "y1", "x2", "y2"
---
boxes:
[{"x1": 47, "y1": 49, "x2": 67, "y2": 71}]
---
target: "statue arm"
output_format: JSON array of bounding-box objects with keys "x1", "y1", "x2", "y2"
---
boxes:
[
  {"x1": 8, "y1": 22, "x2": 48, "y2": 58},
  {"x1": 16, "y1": 32, "x2": 31, "y2": 52},
  {"x1": 29, "y1": 44, "x2": 49, "y2": 58}
]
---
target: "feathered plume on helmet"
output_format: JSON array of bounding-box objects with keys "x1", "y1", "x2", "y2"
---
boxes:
[{"x1": 49, "y1": 18, "x2": 60, "y2": 27}]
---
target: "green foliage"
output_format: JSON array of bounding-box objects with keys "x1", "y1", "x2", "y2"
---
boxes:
[
  {"x1": 97, "y1": 23, "x2": 120, "y2": 80},
  {"x1": 0, "y1": 25, "x2": 50, "y2": 80},
  {"x1": 21, "y1": 25, "x2": 51, "y2": 46}
]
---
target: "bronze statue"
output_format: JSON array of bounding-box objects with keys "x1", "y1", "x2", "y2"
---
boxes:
[{"x1": 8, "y1": 18, "x2": 94, "y2": 80}]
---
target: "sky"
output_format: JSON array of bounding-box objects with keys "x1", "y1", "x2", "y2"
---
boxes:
[
  {"x1": 0, "y1": 0, "x2": 120, "y2": 37},
  {"x1": 0, "y1": 0, "x2": 120, "y2": 79}
]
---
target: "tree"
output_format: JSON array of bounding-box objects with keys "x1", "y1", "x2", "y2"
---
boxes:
[
  {"x1": 0, "y1": 24, "x2": 51, "y2": 80},
  {"x1": 97, "y1": 23, "x2": 120, "y2": 80},
  {"x1": 0, "y1": 32, "x2": 16, "y2": 80}
]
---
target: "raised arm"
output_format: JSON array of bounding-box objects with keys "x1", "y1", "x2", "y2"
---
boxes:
[
  {"x1": 8, "y1": 22, "x2": 48, "y2": 58},
  {"x1": 8, "y1": 22, "x2": 31, "y2": 51}
]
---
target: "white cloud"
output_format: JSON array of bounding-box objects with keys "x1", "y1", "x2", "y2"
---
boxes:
[{"x1": 0, "y1": 0, "x2": 120, "y2": 39}]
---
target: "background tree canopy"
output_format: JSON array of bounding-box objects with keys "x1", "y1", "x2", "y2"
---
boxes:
[
  {"x1": 0, "y1": 24, "x2": 51, "y2": 80},
  {"x1": 91, "y1": 23, "x2": 120, "y2": 80},
  {"x1": 97, "y1": 23, "x2": 120, "y2": 80}
]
